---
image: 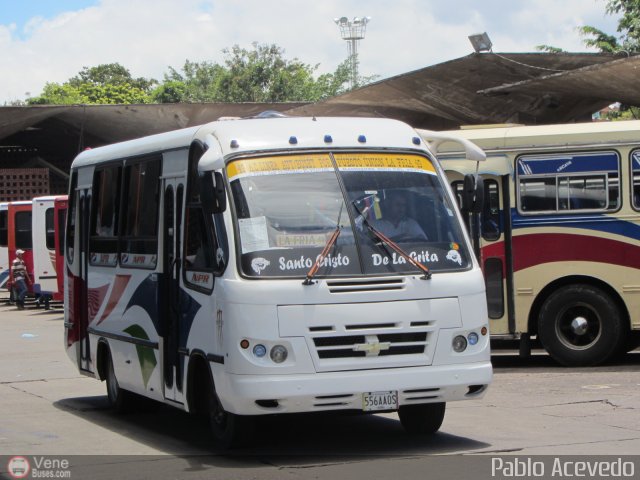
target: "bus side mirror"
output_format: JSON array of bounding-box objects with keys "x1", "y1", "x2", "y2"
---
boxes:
[
  {"x1": 462, "y1": 173, "x2": 484, "y2": 214},
  {"x1": 199, "y1": 171, "x2": 227, "y2": 214}
]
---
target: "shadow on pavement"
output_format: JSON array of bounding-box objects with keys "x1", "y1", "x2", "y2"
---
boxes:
[{"x1": 53, "y1": 393, "x2": 490, "y2": 464}]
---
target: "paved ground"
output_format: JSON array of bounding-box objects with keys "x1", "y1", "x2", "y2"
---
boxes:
[{"x1": 0, "y1": 299, "x2": 639, "y2": 479}]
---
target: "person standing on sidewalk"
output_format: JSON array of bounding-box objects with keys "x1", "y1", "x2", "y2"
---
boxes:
[{"x1": 11, "y1": 249, "x2": 31, "y2": 310}]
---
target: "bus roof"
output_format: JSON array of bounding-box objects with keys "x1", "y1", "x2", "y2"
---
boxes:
[
  {"x1": 32, "y1": 195, "x2": 67, "y2": 203},
  {"x1": 70, "y1": 117, "x2": 429, "y2": 169},
  {"x1": 423, "y1": 120, "x2": 640, "y2": 154}
]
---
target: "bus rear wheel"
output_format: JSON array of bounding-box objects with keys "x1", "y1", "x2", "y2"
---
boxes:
[
  {"x1": 398, "y1": 402, "x2": 446, "y2": 434},
  {"x1": 538, "y1": 284, "x2": 625, "y2": 367},
  {"x1": 206, "y1": 377, "x2": 254, "y2": 448}
]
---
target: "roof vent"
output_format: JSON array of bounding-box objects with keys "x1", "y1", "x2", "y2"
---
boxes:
[{"x1": 252, "y1": 110, "x2": 288, "y2": 119}]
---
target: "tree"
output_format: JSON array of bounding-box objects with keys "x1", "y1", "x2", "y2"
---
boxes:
[
  {"x1": 28, "y1": 63, "x2": 156, "y2": 105},
  {"x1": 153, "y1": 43, "x2": 356, "y2": 103},
  {"x1": 152, "y1": 60, "x2": 226, "y2": 103},
  {"x1": 580, "y1": 0, "x2": 640, "y2": 119},
  {"x1": 537, "y1": 0, "x2": 640, "y2": 54},
  {"x1": 535, "y1": 0, "x2": 640, "y2": 120}
]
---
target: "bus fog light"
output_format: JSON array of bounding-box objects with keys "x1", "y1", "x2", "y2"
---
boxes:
[
  {"x1": 452, "y1": 335, "x2": 468, "y2": 353},
  {"x1": 253, "y1": 344, "x2": 267, "y2": 358},
  {"x1": 468, "y1": 332, "x2": 479, "y2": 346},
  {"x1": 270, "y1": 345, "x2": 288, "y2": 363}
]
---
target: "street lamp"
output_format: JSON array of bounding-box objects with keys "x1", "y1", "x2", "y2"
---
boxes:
[
  {"x1": 468, "y1": 32, "x2": 493, "y2": 53},
  {"x1": 334, "y1": 16, "x2": 371, "y2": 89}
]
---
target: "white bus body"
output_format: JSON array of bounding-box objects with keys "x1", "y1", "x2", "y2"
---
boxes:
[
  {"x1": 64, "y1": 116, "x2": 492, "y2": 446},
  {"x1": 0, "y1": 202, "x2": 8, "y2": 289}
]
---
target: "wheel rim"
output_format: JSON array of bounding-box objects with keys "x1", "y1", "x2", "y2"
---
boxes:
[{"x1": 555, "y1": 303, "x2": 602, "y2": 350}]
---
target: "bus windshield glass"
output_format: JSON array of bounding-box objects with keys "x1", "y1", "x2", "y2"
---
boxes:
[{"x1": 227, "y1": 152, "x2": 470, "y2": 278}]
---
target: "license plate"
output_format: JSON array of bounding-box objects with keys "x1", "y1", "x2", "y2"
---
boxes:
[{"x1": 362, "y1": 391, "x2": 398, "y2": 411}]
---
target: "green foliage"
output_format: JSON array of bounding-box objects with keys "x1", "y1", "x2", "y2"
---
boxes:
[
  {"x1": 27, "y1": 44, "x2": 372, "y2": 105},
  {"x1": 578, "y1": 0, "x2": 640, "y2": 53},
  {"x1": 578, "y1": 25, "x2": 622, "y2": 52},
  {"x1": 154, "y1": 43, "x2": 355, "y2": 103},
  {"x1": 28, "y1": 63, "x2": 156, "y2": 105},
  {"x1": 606, "y1": 0, "x2": 640, "y2": 50},
  {"x1": 158, "y1": 60, "x2": 226, "y2": 102},
  {"x1": 535, "y1": 45, "x2": 566, "y2": 53}
]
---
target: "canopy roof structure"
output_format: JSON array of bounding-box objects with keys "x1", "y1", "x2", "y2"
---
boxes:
[
  {"x1": 1, "y1": 51, "x2": 639, "y2": 198},
  {"x1": 287, "y1": 52, "x2": 640, "y2": 129}
]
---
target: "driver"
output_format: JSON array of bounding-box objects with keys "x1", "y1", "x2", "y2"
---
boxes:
[{"x1": 374, "y1": 193, "x2": 427, "y2": 241}]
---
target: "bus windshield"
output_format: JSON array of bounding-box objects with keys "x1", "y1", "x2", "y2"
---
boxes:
[{"x1": 227, "y1": 152, "x2": 470, "y2": 278}]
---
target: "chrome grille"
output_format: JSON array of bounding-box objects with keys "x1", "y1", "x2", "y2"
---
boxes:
[{"x1": 313, "y1": 332, "x2": 428, "y2": 359}]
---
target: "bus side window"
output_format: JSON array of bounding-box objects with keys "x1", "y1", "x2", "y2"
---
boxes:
[
  {"x1": 90, "y1": 166, "x2": 121, "y2": 266},
  {"x1": 481, "y1": 179, "x2": 500, "y2": 241},
  {"x1": 631, "y1": 150, "x2": 640, "y2": 210},
  {"x1": 0, "y1": 209, "x2": 7, "y2": 248},
  {"x1": 45, "y1": 208, "x2": 55, "y2": 250},
  {"x1": 184, "y1": 207, "x2": 216, "y2": 271},
  {"x1": 15, "y1": 211, "x2": 33, "y2": 249},
  {"x1": 183, "y1": 141, "x2": 223, "y2": 291},
  {"x1": 66, "y1": 172, "x2": 77, "y2": 263},
  {"x1": 121, "y1": 157, "x2": 161, "y2": 269}
]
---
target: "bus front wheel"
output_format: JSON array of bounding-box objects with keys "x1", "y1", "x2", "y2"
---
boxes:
[
  {"x1": 206, "y1": 378, "x2": 254, "y2": 448},
  {"x1": 105, "y1": 351, "x2": 137, "y2": 412},
  {"x1": 538, "y1": 284, "x2": 625, "y2": 367},
  {"x1": 398, "y1": 402, "x2": 446, "y2": 434}
]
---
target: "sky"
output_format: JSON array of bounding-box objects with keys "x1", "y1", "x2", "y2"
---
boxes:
[{"x1": 0, "y1": 0, "x2": 622, "y2": 104}]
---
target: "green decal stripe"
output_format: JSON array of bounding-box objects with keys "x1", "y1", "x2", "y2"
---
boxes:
[{"x1": 123, "y1": 324, "x2": 157, "y2": 388}]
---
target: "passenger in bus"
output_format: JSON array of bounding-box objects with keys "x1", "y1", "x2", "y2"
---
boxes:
[
  {"x1": 11, "y1": 249, "x2": 31, "y2": 310},
  {"x1": 375, "y1": 193, "x2": 427, "y2": 241}
]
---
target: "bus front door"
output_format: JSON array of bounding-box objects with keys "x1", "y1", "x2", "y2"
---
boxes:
[
  {"x1": 162, "y1": 179, "x2": 184, "y2": 403},
  {"x1": 78, "y1": 189, "x2": 92, "y2": 372},
  {"x1": 479, "y1": 175, "x2": 515, "y2": 337}
]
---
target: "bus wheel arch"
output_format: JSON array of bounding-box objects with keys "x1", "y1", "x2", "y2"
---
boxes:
[
  {"x1": 186, "y1": 350, "x2": 210, "y2": 416},
  {"x1": 186, "y1": 351, "x2": 254, "y2": 448},
  {"x1": 96, "y1": 338, "x2": 110, "y2": 381},
  {"x1": 529, "y1": 277, "x2": 629, "y2": 366}
]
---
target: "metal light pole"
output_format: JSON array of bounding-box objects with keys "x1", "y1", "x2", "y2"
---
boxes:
[{"x1": 334, "y1": 16, "x2": 371, "y2": 89}]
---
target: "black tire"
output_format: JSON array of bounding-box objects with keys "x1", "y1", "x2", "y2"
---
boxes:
[
  {"x1": 105, "y1": 351, "x2": 137, "y2": 413},
  {"x1": 398, "y1": 402, "x2": 446, "y2": 434},
  {"x1": 538, "y1": 284, "x2": 625, "y2": 367},
  {"x1": 206, "y1": 375, "x2": 254, "y2": 448}
]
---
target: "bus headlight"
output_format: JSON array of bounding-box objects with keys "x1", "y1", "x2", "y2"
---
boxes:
[
  {"x1": 270, "y1": 345, "x2": 288, "y2": 363},
  {"x1": 452, "y1": 335, "x2": 468, "y2": 353},
  {"x1": 468, "y1": 332, "x2": 479, "y2": 346},
  {"x1": 253, "y1": 344, "x2": 267, "y2": 358}
]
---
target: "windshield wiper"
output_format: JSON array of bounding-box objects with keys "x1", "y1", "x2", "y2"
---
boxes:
[
  {"x1": 303, "y1": 203, "x2": 343, "y2": 285},
  {"x1": 352, "y1": 200, "x2": 432, "y2": 280}
]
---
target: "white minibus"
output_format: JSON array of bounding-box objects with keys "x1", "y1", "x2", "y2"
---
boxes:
[{"x1": 65, "y1": 115, "x2": 492, "y2": 447}]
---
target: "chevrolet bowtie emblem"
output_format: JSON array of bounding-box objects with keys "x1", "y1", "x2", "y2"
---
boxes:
[{"x1": 353, "y1": 335, "x2": 391, "y2": 357}]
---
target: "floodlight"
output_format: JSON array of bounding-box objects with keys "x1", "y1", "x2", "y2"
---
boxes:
[{"x1": 468, "y1": 32, "x2": 493, "y2": 53}]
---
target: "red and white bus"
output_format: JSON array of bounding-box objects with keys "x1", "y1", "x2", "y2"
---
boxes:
[{"x1": 7, "y1": 201, "x2": 34, "y2": 298}]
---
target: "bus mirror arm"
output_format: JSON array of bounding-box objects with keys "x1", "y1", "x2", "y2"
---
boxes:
[
  {"x1": 199, "y1": 171, "x2": 227, "y2": 214},
  {"x1": 462, "y1": 173, "x2": 484, "y2": 214}
]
